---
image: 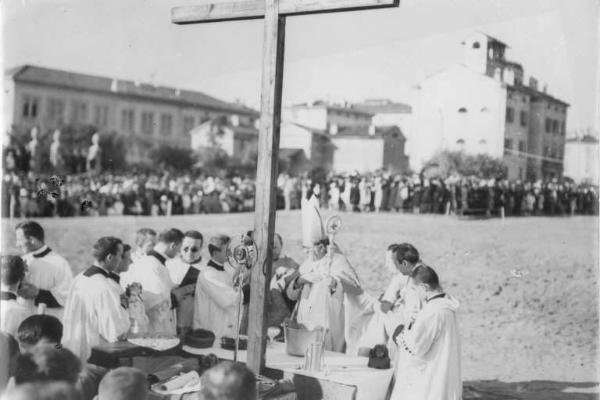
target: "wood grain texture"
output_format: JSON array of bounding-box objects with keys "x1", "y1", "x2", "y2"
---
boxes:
[
  {"x1": 246, "y1": 0, "x2": 285, "y2": 374},
  {"x1": 172, "y1": 0, "x2": 399, "y2": 24}
]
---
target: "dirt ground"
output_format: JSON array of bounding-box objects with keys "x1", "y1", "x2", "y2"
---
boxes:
[{"x1": 2, "y1": 211, "x2": 598, "y2": 398}]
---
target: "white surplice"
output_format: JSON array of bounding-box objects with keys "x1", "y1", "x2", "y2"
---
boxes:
[
  {"x1": 121, "y1": 251, "x2": 177, "y2": 336},
  {"x1": 21, "y1": 245, "x2": 73, "y2": 320},
  {"x1": 62, "y1": 267, "x2": 131, "y2": 363},
  {"x1": 391, "y1": 294, "x2": 462, "y2": 400},
  {"x1": 359, "y1": 272, "x2": 422, "y2": 354},
  {"x1": 295, "y1": 251, "x2": 375, "y2": 354},
  {"x1": 0, "y1": 293, "x2": 34, "y2": 336},
  {"x1": 192, "y1": 260, "x2": 241, "y2": 339}
]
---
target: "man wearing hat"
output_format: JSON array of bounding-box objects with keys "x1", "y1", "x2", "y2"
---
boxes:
[{"x1": 288, "y1": 200, "x2": 375, "y2": 354}]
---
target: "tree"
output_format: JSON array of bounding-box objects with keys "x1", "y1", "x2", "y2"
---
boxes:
[
  {"x1": 423, "y1": 150, "x2": 507, "y2": 179},
  {"x1": 149, "y1": 144, "x2": 197, "y2": 172}
]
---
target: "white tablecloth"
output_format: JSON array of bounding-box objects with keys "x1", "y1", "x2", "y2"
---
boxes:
[{"x1": 182, "y1": 342, "x2": 393, "y2": 400}]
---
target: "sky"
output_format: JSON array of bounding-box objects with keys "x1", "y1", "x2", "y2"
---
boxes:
[{"x1": 2, "y1": 0, "x2": 598, "y2": 133}]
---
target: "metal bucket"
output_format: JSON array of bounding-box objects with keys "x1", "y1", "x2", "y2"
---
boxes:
[{"x1": 284, "y1": 325, "x2": 325, "y2": 357}]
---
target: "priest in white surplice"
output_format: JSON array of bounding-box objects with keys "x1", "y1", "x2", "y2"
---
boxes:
[
  {"x1": 358, "y1": 243, "x2": 423, "y2": 360},
  {"x1": 122, "y1": 229, "x2": 183, "y2": 336},
  {"x1": 1, "y1": 256, "x2": 33, "y2": 336},
  {"x1": 15, "y1": 221, "x2": 73, "y2": 320},
  {"x1": 391, "y1": 265, "x2": 462, "y2": 400},
  {"x1": 166, "y1": 230, "x2": 204, "y2": 335},
  {"x1": 288, "y1": 193, "x2": 375, "y2": 354},
  {"x1": 193, "y1": 235, "x2": 245, "y2": 339},
  {"x1": 62, "y1": 237, "x2": 131, "y2": 363}
]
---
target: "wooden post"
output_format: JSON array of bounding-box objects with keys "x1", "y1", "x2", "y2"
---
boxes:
[{"x1": 247, "y1": 0, "x2": 285, "y2": 374}]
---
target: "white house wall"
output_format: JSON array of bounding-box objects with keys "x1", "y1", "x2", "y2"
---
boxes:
[
  {"x1": 564, "y1": 142, "x2": 599, "y2": 184},
  {"x1": 331, "y1": 137, "x2": 384, "y2": 173},
  {"x1": 282, "y1": 107, "x2": 328, "y2": 131},
  {"x1": 413, "y1": 64, "x2": 507, "y2": 171},
  {"x1": 279, "y1": 122, "x2": 312, "y2": 158}
]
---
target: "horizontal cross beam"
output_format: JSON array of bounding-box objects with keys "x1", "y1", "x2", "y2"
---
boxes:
[{"x1": 172, "y1": 0, "x2": 399, "y2": 24}]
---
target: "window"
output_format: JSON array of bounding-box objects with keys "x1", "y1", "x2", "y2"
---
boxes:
[
  {"x1": 545, "y1": 118, "x2": 552, "y2": 133},
  {"x1": 121, "y1": 109, "x2": 135, "y2": 132},
  {"x1": 458, "y1": 107, "x2": 467, "y2": 113},
  {"x1": 561, "y1": 121, "x2": 566, "y2": 136},
  {"x1": 505, "y1": 107, "x2": 514, "y2": 123},
  {"x1": 519, "y1": 141, "x2": 526, "y2": 152},
  {"x1": 520, "y1": 111, "x2": 527, "y2": 127},
  {"x1": 480, "y1": 107, "x2": 489, "y2": 113},
  {"x1": 47, "y1": 98, "x2": 65, "y2": 122},
  {"x1": 472, "y1": 41, "x2": 480, "y2": 49},
  {"x1": 160, "y1": 114, "x2": 173, "y2": 136},
  {"x1": 552, "y1": 120, "x2": 559, "y2": 134},
  {"x1": 141, "y1": 112, "x2": 154, "y2": 135},
  {"x1": 94, "y1": 105, "x2": 109, "y2": 128},
  {"x1": 22, "y1": 95, "x2": 40, "y2": 119},
  {"x1": 71, "y1": 101, "x2": 88, "y2": 124},
  {"x1": 456, "y1": 139, "x2": 465, "y2": 146},
  {"x1": 504, "y1": 139, "x2": 513, "y2": 149},
  {"x1": 183, "y1": 116, "x2": 195, "y2": 136},
  {"x1": 544, "y1": 146, "x2": 551, "y2": 156}
]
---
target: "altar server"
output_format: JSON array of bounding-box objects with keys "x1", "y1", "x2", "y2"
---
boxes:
[
  {"x1": 62, "y1": 237, "x2": 130, "y2": 363},
  {"x1": 132, "y1": 228, "x2": 157, "y2": 263},
  {"x1": 166, "y1": 230, "x2": 204, "y2": 334},
  {"x1": 193, "y1": 235, "x2": 243, "y2": 339},
  {"x1": 358, "y1": 243, "x2": 423, "y2": 357},
  {"x1": 15, "y1": 221, "x2": 73, "y2": 320},
  {"x1": 122, "y1": 229, "x2": 183, "y2": 336},
  {"x1": 289, "y1": 202, "x2": 375, "y2": 354},
  {"x1": 1, "y1": 255, "x2": 33, "y2": 336},
  {"x1": 391, "y1": 265, "x2": 461, "y2": 400}
]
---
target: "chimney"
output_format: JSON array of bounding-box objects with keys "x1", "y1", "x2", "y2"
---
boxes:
[
  {"x1": 110, "y1": 79, "x2": 118, "y2": 93},
  {"x1": 529, "y1": 77, "x2": 538, "y2": 91},
  {"x1": 329, "y1": 124, "x2": 338, "y2": 135},
  {"x1": 368, "y1": 125, "x2": 376, "y2": 136}
]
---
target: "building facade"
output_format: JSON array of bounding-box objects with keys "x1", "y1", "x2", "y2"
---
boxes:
[
  {"x1": 563, "y1": 134, "x2": 599, "y2": 185},
  {"x1": 284, "y1": 102, "x2": 409, "y2": 174},
  {"x1": 413, "y1": 32, "x2": 569, "y2": 180},
  {"x1": 4, "y1": 65, "x2": 258, "y2": 163}
]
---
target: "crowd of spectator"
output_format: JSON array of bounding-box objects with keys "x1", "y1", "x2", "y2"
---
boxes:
[
  {"x1": 2, "y1": 170, "x2": 598, "y2": 219},
  {"x1": 302, "y1": 173, "x2": 599, "y2": 217}
]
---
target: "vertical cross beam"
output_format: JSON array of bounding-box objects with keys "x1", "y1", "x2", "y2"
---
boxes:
[{"x1": 247, "y1": 0, "x2": 285, "y2": 374}]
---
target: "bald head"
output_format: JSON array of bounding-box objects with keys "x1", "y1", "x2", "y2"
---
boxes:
[
  {"x1": 98, "y1": 367, "x2": 147, "y2": 400},
  {"x1": 200, "y1": 362, "x2": 256, "y2": 400}
]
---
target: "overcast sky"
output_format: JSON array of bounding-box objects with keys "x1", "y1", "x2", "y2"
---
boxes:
[{"x1": 2, "y1": 0, "x2": 598, "y2": 133}]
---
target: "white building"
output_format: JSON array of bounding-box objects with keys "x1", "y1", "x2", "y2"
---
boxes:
[
  {"x1": 412, "y1": 31, "x2": 569, "y2": 180},
  {"x1": 412, "y1": 32, "x2": 509, "y2": 171},
  {"x1": 563, "y1": 135, "x2": 599, "y2": 184}
]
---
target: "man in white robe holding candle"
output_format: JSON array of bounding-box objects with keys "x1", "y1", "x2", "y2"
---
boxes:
[
  {"x1": 122, "y1": 229, "x2": 183, "y2": 336},
  {"x1": 391, "y1": 264, "x2": 462, "y2": 400}
]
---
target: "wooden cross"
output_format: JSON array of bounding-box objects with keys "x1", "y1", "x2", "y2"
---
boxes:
[{"x1": 171, "y1": 0, "x2": 399, "y2": 374}]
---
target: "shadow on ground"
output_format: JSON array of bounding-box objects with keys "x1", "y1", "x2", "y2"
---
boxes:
[{"x1": 464, "y1": 380, "x2": 599, "y2": 400}]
